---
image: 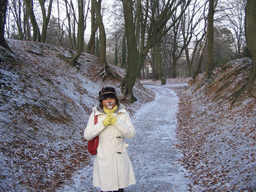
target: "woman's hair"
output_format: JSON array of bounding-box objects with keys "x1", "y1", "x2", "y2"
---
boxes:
[{"x1": 99, "y1": 86, "x2": 119, "y2": 108}]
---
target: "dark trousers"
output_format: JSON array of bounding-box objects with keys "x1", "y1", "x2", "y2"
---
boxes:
[{"x1": 102, "y1": 189, "x2": 124, "y2": 192}]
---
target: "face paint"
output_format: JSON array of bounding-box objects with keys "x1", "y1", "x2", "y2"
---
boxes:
[
  {"x1": 105, "y1": 102, "x2": 115, "y2": 109},
  {"x1": 102, "y1": 97, "x2": 116, "y2": 109}
]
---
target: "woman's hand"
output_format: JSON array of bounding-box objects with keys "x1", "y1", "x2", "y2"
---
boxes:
[
  {"x1": 103, "y1": 114, "x2": 117, "y2": 126},
  {"x1": 103, "y1": 114, "x2": 112, "y2": 126},
  {"x1": 109, "y1": 114, "x2": 117, "y2": 125}
]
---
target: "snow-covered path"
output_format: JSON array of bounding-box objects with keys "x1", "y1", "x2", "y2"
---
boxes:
[{"x1": 58, "y1": 84, "x2": 190, "y2": 192}]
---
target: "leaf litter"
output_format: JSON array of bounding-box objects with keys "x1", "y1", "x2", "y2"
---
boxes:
[
  {"x1": 0, "y1": 39, "x2": 153, "y2": 192},
  {"x1": 176, "y1": 59, "x2": 256, "y2": 191}
]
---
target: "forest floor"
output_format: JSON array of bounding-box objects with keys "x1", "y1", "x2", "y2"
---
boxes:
[
  {"x1": 174, "y1": 78, "x2": 256, "y2": 191},
  {"x1": 1, "y1": 39, "x2": 255, "y2": 191},
  {"x1": 142, "y1": 77, "x2": 256, "y2": 191},
  {"x1": 57, "y1": 75, "x2": 256, "y2": 191}
]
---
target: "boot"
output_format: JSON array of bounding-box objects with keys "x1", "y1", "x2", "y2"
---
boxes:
[{"x1": 113, "y1": 189, "x2": 124, "y2": 192}]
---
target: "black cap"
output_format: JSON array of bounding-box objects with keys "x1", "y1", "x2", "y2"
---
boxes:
[{"x1": 99, "y1": 87, "x2": 117, "y2": 101}]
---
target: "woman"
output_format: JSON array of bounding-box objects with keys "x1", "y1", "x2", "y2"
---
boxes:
[{"x1": 84, "y1": 87, "x2": 136, "y2": 192}]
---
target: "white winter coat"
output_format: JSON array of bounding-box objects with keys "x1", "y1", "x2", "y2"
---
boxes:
[{"x1": 84, "y1": 104, "x2": 136, "y2": 191}]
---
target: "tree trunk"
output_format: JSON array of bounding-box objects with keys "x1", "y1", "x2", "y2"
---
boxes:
[
  {"x1": 114, "y1": 33, "x2": 118, "y2": 66},
  {"x1": 185, "y1": 37, "x2": 203, "y2": 78},
  {"x1": 153, "y1": 42, "x2": 164, "y2": 82},
  {"x1": 95, "y1": 36, "x2": 99, "y2": 57},
  {"x1": 87, "y1": 0, "x2": 97, "y2": 55},
  {"x1": 57, "y1": 0, "x2": 61, "y2": 45},
  {"x1": 121, "y1": 0, "x2": 138, "y2": 102},
  {"x1": 135, "y1": 0, "x2": 141, "y2": 43},
  {"x1": 64, "y1": 0, "x2": 73, "y2": 49},
  {"x1": 229, "y1": 0, "x2": 256, "y2": 103},
  {"x1": 25, "y1": 0, "x2": 41, "y2": 41},
  {"x1": 93, "y1": 0, "x2": 106, "y2": 64},
  {"x1": 11, "y1": 0, "x2": 23, "y2": 40},
  {"x1": 171, "y1": 25, "x2": 178, "y2": 78},
  {"x1": 171, "y1": 58, "x2": 177, "y2": 78},
  {"x1": 187, "y1": 32, "x2": 206, "y2": 78},
  {"x1": 70, "y1": 0, "x2": 85, "y2": 66},
  {"x1": 245, "y1": 0, "x2": 256, "y2": 84},
  {"x1": 185, "y1": 47, "x2": 193, "y2": 77},
  {"x1": 0, "y1": 0, "x2": 12, "y2": 51},
  {"x1": 206, "y1": 0, "x2": 214, "y2": 78},
  {"x1": 71, "y1": 1, "x2": 77, "y2": 49},
  {"x1": 39, "y1": 0, "x2": 53, "y2": 43},
  {"x1": 24, "y1": 6, "x2": 31, "y2": 40},
  {"x1": 194, "y1": 39, "x2": 207, "y2": 80},
  {"x1": 156, "y1": 42, "x2": 166, "y2": 84},
  {"x1": 121, "y1": 32, "x2": 127, "y2": 68}
]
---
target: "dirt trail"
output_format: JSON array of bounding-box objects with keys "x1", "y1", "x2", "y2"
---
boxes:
[
  {"x1": 58, "y1": 83, "x2": 190, "y2": 192},
  {"x1": 126, "y1": 84, "x2": 190, "y2": 191}
]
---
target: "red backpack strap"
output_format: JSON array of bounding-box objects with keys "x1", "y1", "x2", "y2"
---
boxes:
[{"x1": 94, "y1": 113, "x2": 98, "y2": 124}]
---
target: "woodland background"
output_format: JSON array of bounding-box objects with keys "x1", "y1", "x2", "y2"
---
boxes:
[
  {"x1": 0, "y1": 0, "x2": 256, "y2": 191},
  {"x1": 1, "y1": 0, "x2": 255, "y2": 102}
]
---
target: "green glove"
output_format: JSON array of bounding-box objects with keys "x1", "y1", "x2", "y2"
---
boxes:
[{"x1": 103, "y1": 114, "x2": 111, "y2": 127}]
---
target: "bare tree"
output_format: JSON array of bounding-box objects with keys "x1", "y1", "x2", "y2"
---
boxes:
[
  {"x1": 121, "y1": 32, "x2": 126, "y2": 68},
  {"x1": 194, "y1": 39, "x2": 207, "y2": 79},
  {"x1": 93, "y1": 0, "x2": 106, "y2": 64},
  {"x1": 183, "y1": 0, "x2": 207, "y2": 77},
  {"x1": 10, "y1": 0, "x2": 24, "y2": 40},
  {"x1": 121, "y1": 0, "x2": 191, "y2": 101},
  {"x1": 245, "y1": 0, "x2": 256, "y2": 85},
  {"x1": 24, "y1": 0, "x2": 41, "y2": 41},
  {"x1": 87, "y1": 0, "x2": 98, "y2": 55},
  {"x1": 169, "y1": 2, "x2": 196, "y2": 79},
  {"x1": 24, "y1": 1, "x2": 31, "y2": 40},
  {"x1": 138, "y1": 0, "x2": 189, "y2": 75},
  {"x1": 70, "y1": 0, "x2": 90, "y2": 66},
  {"x1": 39, "y1": 0, "x2": 53, "y2": 43},
  {"x1": 64, "y1": 0, "x2": 75, "y2": 49},
  {"x1": 229, "y1": 0, "x2": 256, "y2": 103},
  {"x1": 23, "y1": 0, "x2": 53, "y2": 43},
  {"x1": 0, "y1": 0, "x2": 12, "y2": 51},
  {"x1": 206, "y1": 0, "x2": 216, "y2": 78},
  {"x1": 221, "y1": 0, "x2": 246, "y2": 57},
  {"x1": 170, "y1": 16, "x2": 181, "y2": 78},
  {"x1": 152, "y1": 41, "x2": 165, "y2": 83},
  {"x1": 121, "y1": 0, "x2": 138, "y2": 102},
  {"x1": 192, "y1": 1, "x2": 213, "y2": 80},
  {"x1": 185, "y1": 32, "x2": 206, "y2": 77}
]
